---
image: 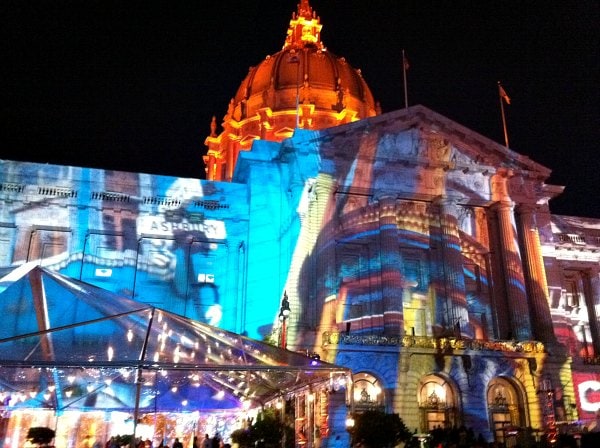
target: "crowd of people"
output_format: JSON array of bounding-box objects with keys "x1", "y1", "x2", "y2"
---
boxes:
[
  {"x1": 192, "y1": 433, "x2": 230, "y2": 448},
  {"x1": 101, "y1": 433, "x2": 230, "y2": 448},
  {"x1": 401, "y1": 425, "x2": 600, "y2": 448}
]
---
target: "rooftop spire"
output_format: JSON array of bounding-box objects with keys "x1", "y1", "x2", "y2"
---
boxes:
[
  {"x1": 298, "y1": 0, "x2": 313, "y2": 17},
  {"x1": 283, "y1": 0, "x2": 324, "y2": 50}
]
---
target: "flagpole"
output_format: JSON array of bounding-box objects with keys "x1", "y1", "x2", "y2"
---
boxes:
[
  {"x1": 498, "y1": 81, "x2": 509, "y2": 148},
  {"x1": 402, "y1": 49, "x2": 408, "y2": 109}
]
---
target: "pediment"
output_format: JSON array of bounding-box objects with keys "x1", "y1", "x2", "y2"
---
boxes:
[
  {"x1": 315, "y1": 104, "x2": 551, "y2": 178},
  {"x1": 239, "y1": 133, "x2": 259, "y2": 147},
  {"x1": 296, "y1": 105, "x2": 556, "y2": 205},
  {"x1": 275, "y1": 126, "x2": 295, "y2": 139}
]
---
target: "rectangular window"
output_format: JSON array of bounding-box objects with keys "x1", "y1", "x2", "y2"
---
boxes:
[
  {"x1": 564, "y1": 277, "x2": 580, "y2": 308},
  {"x1": 464, "y1": 262, "x2": 481, "y2": 293},
  {"x1": 27, "y1": 229, "x2": 70, "y2": 264},
  {"x1": 562, "y1": 270, "x2": 599, "y2": 358},
  {"x1": 401, "y1": 249, "x2": 429, "y2": 293},
  {"x1": 402, "y1": 250, "x2": 430, "y2": 336}
]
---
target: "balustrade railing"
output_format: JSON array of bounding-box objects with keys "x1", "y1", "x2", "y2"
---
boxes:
[
  {"x1": 322, "y1": 332, "x2": 545, "y2": 353},
  {"x1": 582, "y1": 356, "x2": 600, "y2": 365}
]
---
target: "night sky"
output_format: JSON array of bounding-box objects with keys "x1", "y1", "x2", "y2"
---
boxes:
[{"x1": 3, "y1": 1, "x2": 599, "y2": 218}]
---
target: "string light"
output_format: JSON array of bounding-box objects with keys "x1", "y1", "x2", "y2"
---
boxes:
[{"x1": 107, "y1": 346, "x2": 114, "y2": 361}]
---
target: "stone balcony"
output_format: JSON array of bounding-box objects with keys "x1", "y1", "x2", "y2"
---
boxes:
[{"x1": 322, "y1": 332, "x2": 545, "y2": 354}]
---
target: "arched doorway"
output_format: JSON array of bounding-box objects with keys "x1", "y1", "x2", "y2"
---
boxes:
[
  {"x1": 353, "y1": 372, "x2": 385, "y2": 412},
  {"x1": 418, "y1": 375, "x2": 459, "y2": 431},
  {"x1": 487, "y1": 377, "x2": 526, "y2": 446}
]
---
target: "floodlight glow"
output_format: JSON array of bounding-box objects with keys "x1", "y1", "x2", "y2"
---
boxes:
[{"x1": 345, "y1": 416, "x2": 355, "y2": 428}]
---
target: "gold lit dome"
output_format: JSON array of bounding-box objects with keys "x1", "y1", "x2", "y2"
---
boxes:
[
  {"x1": 204, "y1": 0, "x2": 379, "y2": 181},
  {"x1": 232, "y1": 47, "x2": 376, "y2": 124}
]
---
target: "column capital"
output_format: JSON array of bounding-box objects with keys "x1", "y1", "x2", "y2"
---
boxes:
[
  {"x1": 491, "y1": 170, "x2": 513, "y2": 202},
  {"x1": 515, "y1": 202, "x2": 539, "y2": 215},
  {"x1": 434, "y1": 195, "x2": 462, "y2": 205},
  {"x1": 374, "y1": 194, "x2": 398, "y2": 205},
  {"x1": 491, "y1": 200, "x2": 516, "y2": 212},
  {"x1": 434, "y1": 196, "x2": 463, "y2": 216}
]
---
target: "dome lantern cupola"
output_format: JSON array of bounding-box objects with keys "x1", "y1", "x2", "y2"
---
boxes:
[
  {"x1": 204, "y1": 0, "x2": 379, "y2": 181},
  {"x1": 284, "y1": 0, "x2": 324, "y2": 51}
]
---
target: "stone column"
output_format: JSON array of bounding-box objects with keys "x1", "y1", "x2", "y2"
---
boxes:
[
  {"x1": 378, "y1": 196, "x2": 404, "y2": 335},
  {"x1": 437, "y1": 198, "x2": 473, "y2": 338},
  {"x1": 516, "y1": 204, "x2": 557, "y2": 343},
  {"x1": 204, "y1": 154, "x2": 216, "y2": 180},
  {"x1": 494, "y1": 201, "x2": 532, "y2": 340},
  {"x1": 313, "y1": 179, "x2": 336, "y2": 333},
  {"x1": 227, "y1": 143, "x2": 236, "y2": 181},
  {"x1": 585, "y1": 268, "x2": 600, "y2": 356}
]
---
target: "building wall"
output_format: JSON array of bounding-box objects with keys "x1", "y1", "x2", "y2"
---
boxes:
[{"x1": 1, "y1": 106, "x2": 600, "y2": 444}]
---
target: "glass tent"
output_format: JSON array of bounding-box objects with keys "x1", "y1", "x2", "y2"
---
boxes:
[{"x1": 0, "y1": 264, "x2": 350, "y2": 445}]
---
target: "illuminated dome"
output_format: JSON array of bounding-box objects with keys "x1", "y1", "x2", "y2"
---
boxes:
[
  {"x1": 232, "y1": 32, "x2": 377, "y2": 124},
  {"x1": 204, "y1": 0, "x2": 379, "y2": 181}
]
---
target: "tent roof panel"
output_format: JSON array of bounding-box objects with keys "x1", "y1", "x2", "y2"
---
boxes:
[{"x1": 0, "y1": 266, "x2": 350, "y2": 409}]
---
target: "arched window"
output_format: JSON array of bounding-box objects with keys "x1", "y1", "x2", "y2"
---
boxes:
[
  {"x1": 487, "y1": 377, "x2": 525, "y2": 445},
  {"x1": 418, "y1": 375, "x2": 458, "y2": 431},
  {"x1": 352, "y1": 372, "x2": 385, "y2": 412}
]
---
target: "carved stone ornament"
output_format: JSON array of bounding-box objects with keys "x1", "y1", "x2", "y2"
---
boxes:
[
  {"x1": 418, "y1": 134, "x2": 452, "y2": 162},
  {"x1": 378, "y1": 132, "x2": 415, "y2": 159}
]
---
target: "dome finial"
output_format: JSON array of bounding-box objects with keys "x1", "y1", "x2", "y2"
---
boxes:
[
  {"x1": 283, "y1": 0, "x2": 323, "y2": 50},
  {"x1": 298, "y1": 0, "x2": 312, "y2": 17}
]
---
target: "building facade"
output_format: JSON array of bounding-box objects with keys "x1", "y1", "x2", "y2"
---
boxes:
[{"x1": 1, "y1": 1, "x2": 599, "y2": 446}]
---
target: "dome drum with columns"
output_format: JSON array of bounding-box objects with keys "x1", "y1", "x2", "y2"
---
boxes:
[{"x1": 204, "y1": 0, "x2": 378, "y2": 182}]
